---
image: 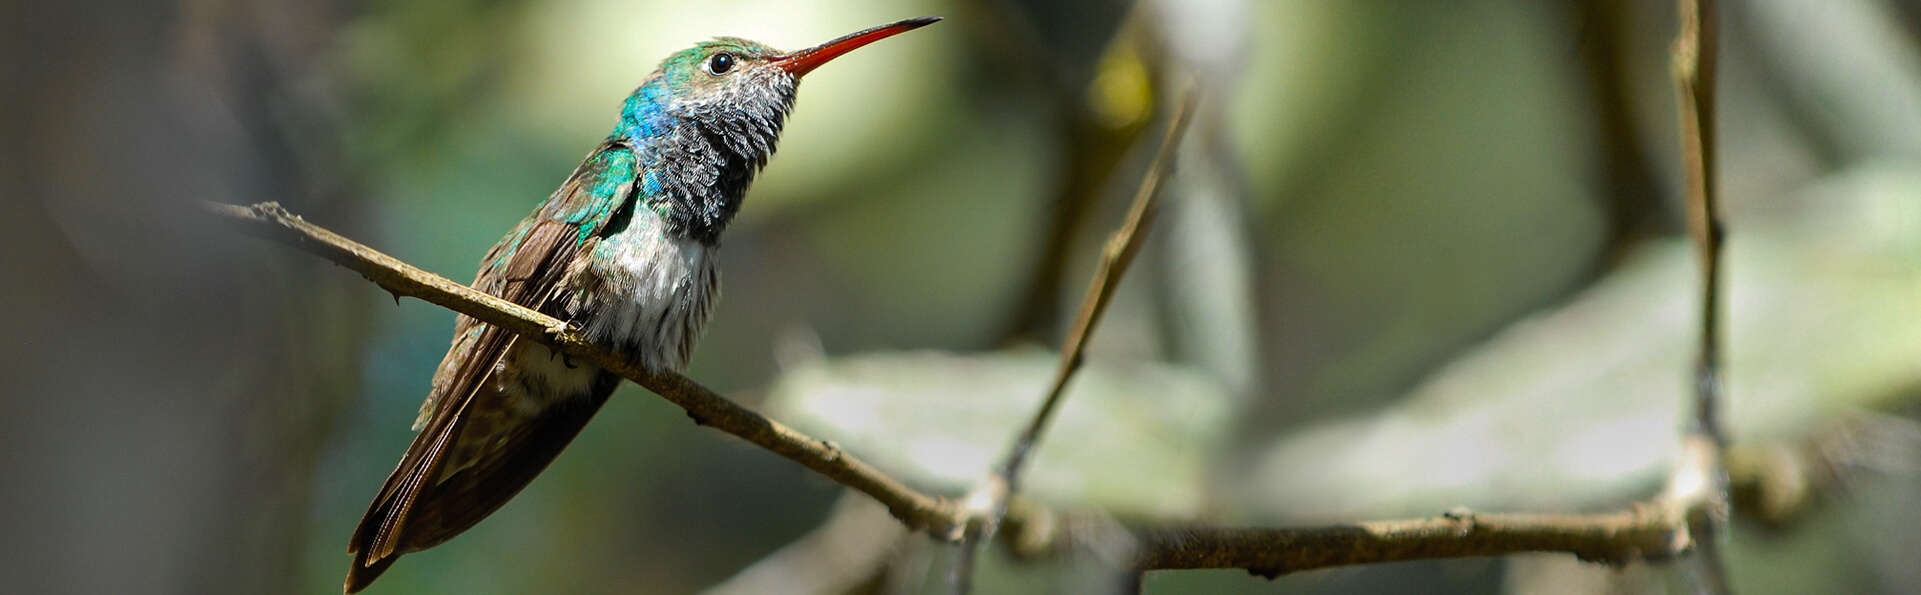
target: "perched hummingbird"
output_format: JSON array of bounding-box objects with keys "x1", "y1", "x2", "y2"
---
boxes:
[{"x1": 345, "y1": 17, "x2": 940, "y2": 593}]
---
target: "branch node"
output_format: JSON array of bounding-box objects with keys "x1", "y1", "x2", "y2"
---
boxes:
[{"x1": 1442, "y1": 507, "x2": 1477, "y2": 537}]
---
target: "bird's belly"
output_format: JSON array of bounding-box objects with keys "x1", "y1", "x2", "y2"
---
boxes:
[
  {"x1": 494, "y1": 341, "x2": 601, "y2": 410},
  {"x1": 569, "y1": 228, "x2": 718, "y2": 373}
]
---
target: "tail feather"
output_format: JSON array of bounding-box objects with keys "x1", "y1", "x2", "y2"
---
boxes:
[
  {"x1": 344, "y1": 552, "x2": 398, "y2": 594},
  {"x1": 343, "y1": 370, "x2": 617, "y2": 593}
]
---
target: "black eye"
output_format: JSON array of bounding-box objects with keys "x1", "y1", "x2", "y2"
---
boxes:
[{"x1": 708, "y1": 52, "x2": 735, "y2": 75}]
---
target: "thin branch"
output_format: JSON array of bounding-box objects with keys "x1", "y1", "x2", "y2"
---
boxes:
[
  {"x1": 927, "y1": 89, "x2": 1200, "y2": 594},
  {"x1": 953, "y1": 417, "x2": 1761, "y2": 582},
  {"x1": 1674, "y1": 0, "x2": 1733, "y2": 591},
  {"x1": 1134, "y1": 507, "x2": 1686, "y2": 577},
  {"x1": 1090, "y1": 434, "x2": 1721, "y2": 581},
  {"x1": 976, "y1": 416, "x2": 1882, "y2": 579},
  {"x1": 1000, "y1": 89, "x2": 1199, "y2": 490},
  {"x1": 1677, "y1": 0, "x2": 1724, "y2": 445},
  {"x1": 204, "y1": 201, "x2": 966, "y2": 538},
  {"x1": 944, "y1": 90, "x2": 1198, "y2": 594}
]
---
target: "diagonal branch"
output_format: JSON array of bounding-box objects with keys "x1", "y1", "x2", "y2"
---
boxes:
[
  {"x1": 946, "y1": 88, "x2": 1198, "y2": 594},
  {"x1": 205, "y1": 201, "x2": 967, "y2": 538},
  {"x1": 1001, "y1": 89, "x2": 1199, "y2": 491}
]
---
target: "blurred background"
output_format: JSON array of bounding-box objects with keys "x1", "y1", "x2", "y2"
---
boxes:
[{"x1": 7, "y1": 0, "x2": 1921, "y2": 593}]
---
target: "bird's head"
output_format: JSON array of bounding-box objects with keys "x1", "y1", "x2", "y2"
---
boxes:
[
  {"x1": 621, "y1": 17, "x2": 940, "y2": 152},
  {"x1": 614, "y1": 17, "x2": 939, "y2": 244}
]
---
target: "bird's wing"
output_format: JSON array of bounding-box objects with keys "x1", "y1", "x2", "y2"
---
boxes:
[{"x1": 346, "y1": 140, "x2": 639, "y2": 593}]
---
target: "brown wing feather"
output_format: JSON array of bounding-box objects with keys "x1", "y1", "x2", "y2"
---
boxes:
[
  {"x1": 345, "y1": 340, "x2": 616, "y2": 593},
  {"x1": 346, "y1": 330, "x2": 508, "y2": 593},
  {"x1": 395, "y1": 374, "x2": 614, "y2": 545},
  {"x1": 346, "y1": 141, "x2": 634, "y2": 593}
]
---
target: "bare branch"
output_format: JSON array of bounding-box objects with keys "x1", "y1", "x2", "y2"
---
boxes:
[
  {"x1": 1673, "y1": 0, "x2": 1733, "y2": 591},
  {"x1": 1134, "y1": 507, "x2": 1686, "y2": 577},
  {"x1": 1677, "y1": 0, "x2": 1724, "y2": 445},
  {"x1": 973, "y1": 430, "x2": 1833, "y2": 582},
  {"x1": 204, "y1": 201, "x2": 967, "y2": 538},
  {"x1": 1000, "y1": 89, "x2": 1200, "y2": 492},
  {"x1": 944, "y1": 89, "x2": 1198, "y2": 594},
  {"x1": 1109, "y1": 423, "x2": 1848, "y2": 579}
]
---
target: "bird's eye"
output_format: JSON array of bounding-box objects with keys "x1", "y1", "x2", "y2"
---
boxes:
[{"x1": 707, "y1": 52, "x2": 735, "y2": 75}]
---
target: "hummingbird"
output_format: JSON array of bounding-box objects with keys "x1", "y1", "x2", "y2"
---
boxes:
[{"x1": 345, "y1": 17, "x2": 940, "y2": 593}]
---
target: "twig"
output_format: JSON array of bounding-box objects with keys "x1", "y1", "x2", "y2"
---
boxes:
[
  {"x1": 990, "y1": 447, "x2": 1722, "y2": 581},
  {"x1": 204, "y1": 201, "x2": 966, "y2": 538},
  {"x1": 1676, "y1": 0, "x2": 1724, "y2": 445},
  {"x1": 975, "y1": 416, "x2": 1897, "y2": 583},
  {"x1": 1673, "y1": 0, "x2": 1733, "y2": 592},
  {"x1": 1049, "y1": 444, "x2": 1752, "y2": 582},
  {"x1": 945, "y1": 90, "x2": 1198, "y2": 594},
  {"x1": 1002, "y1": 89, "x2": 1199, "y2": 494},
  {"x1": 1134, "y1": 507, "x2": 1686, "y2": 577}
]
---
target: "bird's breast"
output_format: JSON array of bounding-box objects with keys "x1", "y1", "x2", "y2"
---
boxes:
[{"x1": 566, "y1": 217, "x2": 720, "y2": 373}]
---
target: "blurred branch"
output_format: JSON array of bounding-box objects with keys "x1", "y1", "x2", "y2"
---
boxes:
[
  {"x1": 1003, "y1": 18, "x2": 1161, "y2": 343},
  {"x1": 203, "y1": 201, "x2": 968, "y2": 538},
  {"x1": 1673, "y1": 0, "x2": 1734, "y2": 591},
  {"x1": 1731, "y1": 0, "x2": 1921, "y2": 161},
  {"x1": 1004, "y1": 105, "x2": 1153, "y2": 344},
  {"x1": 1729, "y1": 412, "x2": 1921, "y2": 526},
  {"x1": 1577, "y1": 0, "x2": 1671, "y2": 258}
]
